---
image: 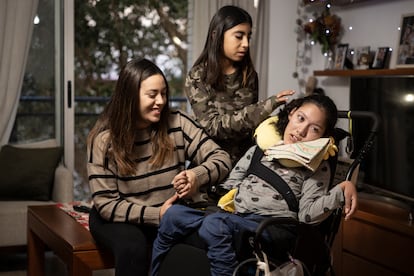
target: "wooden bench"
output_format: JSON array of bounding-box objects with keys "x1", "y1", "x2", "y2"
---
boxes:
[{"x1": 27, "y1": 205, "x2": 114, "y2": 276}]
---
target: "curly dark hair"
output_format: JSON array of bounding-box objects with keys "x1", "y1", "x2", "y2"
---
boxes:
[{"x1": 276, "y1": 94, "x2": 338, "y2": 138}]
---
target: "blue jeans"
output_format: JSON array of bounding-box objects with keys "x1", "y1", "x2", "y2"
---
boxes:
[
  {"x1": 151, "y1": 204, "x2": 206, "y2": 276},
  {"x1": 152, "y1": 205, "x2": 295, "y2": 276},
  {"x1": 198, "y1": 212, "x2": 265, "y2": 276}
]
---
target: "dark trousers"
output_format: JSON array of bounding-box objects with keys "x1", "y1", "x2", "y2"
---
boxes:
[{"x1": 89, "y1": 207, "x2": 158, "y2": 276}]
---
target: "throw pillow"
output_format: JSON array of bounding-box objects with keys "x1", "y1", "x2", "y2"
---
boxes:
[{"x1": 0, "y1": 145, "x2": 63, "y2": 201}]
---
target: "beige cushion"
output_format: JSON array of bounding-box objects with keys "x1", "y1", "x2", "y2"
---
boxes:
[
  {"x1": 0, "y1": 201, "x2": 55, "y2": 246},
  {"x1": 12, "y1": 139, "x2": 59, "y2": 148}
]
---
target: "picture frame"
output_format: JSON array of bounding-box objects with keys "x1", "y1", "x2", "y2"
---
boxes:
[
  {"x1": 344, "y1": 48, "x2": 355, "y2": 69},
  {"x1": 353, "y1": 46, "x2": 371, "y2": 69},
  {"x1": 396, "y1": 12, "x2": 414, "y2": 68},
  {"x1": 333, "y1": 44, "x2": 348, "y2": 70},
  {"x1": 372, "y1": 47, "x2": 390, "y2": 69}
]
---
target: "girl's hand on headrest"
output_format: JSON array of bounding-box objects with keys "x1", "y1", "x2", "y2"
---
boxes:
[{"x1": 275, "y1": 89, "x2": 295, "y2": 104}]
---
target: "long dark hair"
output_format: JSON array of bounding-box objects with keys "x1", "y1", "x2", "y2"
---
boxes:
[
  {"x1": 88, "y1": 58, "x2": 174, "y2": 174},
  {"x1": 276, "y1": 94, "x2": 338, "y2": 137},
  {"x1": 193, "y1": 5, "x2": 255, "y2": 90}
]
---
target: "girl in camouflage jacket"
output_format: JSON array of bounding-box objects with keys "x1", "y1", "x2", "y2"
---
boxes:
[{"x1": 185, "y1": 5, "x2": 295, "y2": 164}]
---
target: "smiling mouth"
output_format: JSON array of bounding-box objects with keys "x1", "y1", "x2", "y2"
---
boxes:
[{"x1": 151, "y1": 107, "x2": 161, "y2": 114}]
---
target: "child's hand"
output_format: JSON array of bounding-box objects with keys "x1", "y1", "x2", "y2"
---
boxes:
[
  {"x1": 172, "y1": 170, "x2": 198, "y2": 199},
  {"x1": 172, "y1": 171, "x2": 187, "y2": 194},
  {"x1": 339, "y1": 180, "x2": 358, "y2": 220},
  {"x1": 159, "y1": 194, "x2": 178, "y2": 220}
]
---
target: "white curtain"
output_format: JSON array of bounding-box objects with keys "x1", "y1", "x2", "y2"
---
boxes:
[
  {"x1": 189, "y1": 0, "x2": 269, "y2": 100},
  {"x1": 253, "y1": 0, "x2": 269, "y2": 100},
  {"x1": 0, "y1": 0, "x2": 39, "y2": 145}
]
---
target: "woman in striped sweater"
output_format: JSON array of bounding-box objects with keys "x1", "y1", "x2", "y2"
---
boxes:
[{"x1": 86, "y1": 58, "x2": 232, "y2": 276}]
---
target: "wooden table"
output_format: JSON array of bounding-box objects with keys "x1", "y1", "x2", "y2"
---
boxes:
[{"x1": 27, "y1": 205, "x2": 114, "y2": 276}]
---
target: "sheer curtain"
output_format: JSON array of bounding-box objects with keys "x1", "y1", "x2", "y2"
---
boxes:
[
  {"x1": 188, "y1": 0, "x2": 269, "y2": 99},
  {"x1": 0, "y1": 0, "x2": 39, "y2": 145}
]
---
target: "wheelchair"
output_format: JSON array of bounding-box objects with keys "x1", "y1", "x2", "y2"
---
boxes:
[{"x1": 157, "y1": 110, "x2": 380, "y2": 276}]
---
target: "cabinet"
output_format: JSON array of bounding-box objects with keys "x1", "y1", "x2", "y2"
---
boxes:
[
  {"x1": 314, "y1": 69, "x2": 414, "y2": 275},
  {"x1": 332, "y1": 194, "x2": 414, "y2": 276}
]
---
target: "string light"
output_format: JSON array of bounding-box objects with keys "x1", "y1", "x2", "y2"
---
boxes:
[
  {"x1": 34, "y1": 15, "x2": 40, "y2": 25},
  {"x1": 404, "y1": 94, "x2": 414, "y2": 103}
]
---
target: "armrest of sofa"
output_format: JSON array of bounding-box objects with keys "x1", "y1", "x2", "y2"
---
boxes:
[{"x1": 52, "y1": 164, "x2": 74, "y2": 203}]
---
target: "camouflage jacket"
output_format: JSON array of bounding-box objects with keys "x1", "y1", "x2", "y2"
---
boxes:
[{"x1": 184, "y1": 64, "x2": 282, "y2": 164}]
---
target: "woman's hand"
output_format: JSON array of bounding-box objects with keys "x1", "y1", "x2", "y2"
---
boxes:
[
  {"x1": 159, "y1": 194, "x2": 178, "y2": 220},
  {"x1": 275, "y1": 89, "x2": 295, "y2": 104},
  {"x1": 172, "y1": 170, "x2": 198, "y2": 199},
  {"x1": 339, "y1": 180, "x2": 358, "y2": 220},
  {"x1": 172, "y1": 171, "x2": 187, "y2": 194}
]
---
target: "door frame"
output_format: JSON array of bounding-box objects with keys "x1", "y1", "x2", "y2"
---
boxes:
[{"x1": 62, "y1": 0, "x2": 74, "y2": 172}]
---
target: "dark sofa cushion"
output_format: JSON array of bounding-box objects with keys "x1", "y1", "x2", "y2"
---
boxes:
[{"x1": 0, "y1": 145, "x2": 63, "y2": 201}]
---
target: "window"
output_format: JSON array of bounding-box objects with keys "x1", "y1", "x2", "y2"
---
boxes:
[
  {"x1": 10, "y1": 0, "x2": 61, "y2": 143},
  {"x1": 73, "y1": 0, "x2": 189, "y2": 200},
  {"x1": 11, "y1": 0, "x2": 189, "y2": 201}
]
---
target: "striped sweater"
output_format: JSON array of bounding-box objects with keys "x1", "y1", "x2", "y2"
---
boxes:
[{"x1": 87, "y1": 110, "x2": 232, "y2": 226}]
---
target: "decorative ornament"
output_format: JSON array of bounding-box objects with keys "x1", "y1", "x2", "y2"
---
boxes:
[
  {"x1": 303, "y1": 2, "x2": 342, "y2": 54},
  {"x1": 294, "y1": 0, "x2": 312, "y2": 93}
]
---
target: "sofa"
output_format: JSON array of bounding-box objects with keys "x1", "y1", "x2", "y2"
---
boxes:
[{"x1": 0, "y1": 139, "x2": 73, "y2": 249}]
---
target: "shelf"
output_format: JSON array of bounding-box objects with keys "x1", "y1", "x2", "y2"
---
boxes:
[
  {"x1": 314, "y1": 68, "x2": 414, "y2": 77},
  {"x1": 304, "y1": 0, "x2": 373, "y2": 6}
]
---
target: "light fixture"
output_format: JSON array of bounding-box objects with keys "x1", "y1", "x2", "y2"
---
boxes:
[
  {"x1": 404, "y1": 94, "x2": 414, "y2": 103},
  {"x1": 34, "y1": 15, "x2": 40, "y2": 25}
]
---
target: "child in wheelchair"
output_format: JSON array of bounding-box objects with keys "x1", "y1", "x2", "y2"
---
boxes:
[{"x1": 151, "y1": 94, "x2": 358, "y2": 276}]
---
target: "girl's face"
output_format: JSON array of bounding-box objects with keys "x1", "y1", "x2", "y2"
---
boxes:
[
  {"x1": 283, "y1": 103, "x2": 327, "y2": 144},
  {"x1": 137, "y1": 74, "x2": 167, "y2": 129},
  {"x1": 222, "y1": 23, "x2": 251, "y2": 64}
]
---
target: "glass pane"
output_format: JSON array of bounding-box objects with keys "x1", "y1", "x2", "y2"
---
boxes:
[
  {"x1": 10, "y1": 0, "x2": 60, "y2": 143},
  {"x1": 74, "y1": 0, "x2": 189, "y2": 200}
]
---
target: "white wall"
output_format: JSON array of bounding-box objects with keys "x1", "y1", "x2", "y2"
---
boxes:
[
  {"x1": 268, "y1": 0, "x2": 414, "y2": 111},
  {"x1": 267, "y1": 1, "x2": 300, "y2": 97}
]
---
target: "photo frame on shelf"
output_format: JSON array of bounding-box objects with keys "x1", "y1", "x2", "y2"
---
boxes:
[
  {"x1": 333, "y1": 44, "x2": 348, "y2": 70},
  {"x1": 354, "y1": 46, "x2": 371, "y2": 69},
  {"x1": 372, "y1": 47, "x2": 390, "y2": 69},
  {"x1": 345, "y1": 48, "x2": 355, "y2": 69},
  {"x1": 396, "y1": 12, "x2": 414, "y2": 68}
]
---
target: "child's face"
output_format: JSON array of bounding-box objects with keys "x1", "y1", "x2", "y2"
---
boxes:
[
  {"x1": 222, "y1": 23, "x2": 251, "y2": 63},
  {"x1": 283, "y1": 103, "x2": 327, "y2": 144}
]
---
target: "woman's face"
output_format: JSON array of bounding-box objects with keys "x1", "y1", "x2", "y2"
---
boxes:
[
  {"x1": 222, "y1": 23, "x2": 251, "y2": 64},
  {"x1": 283, "y1": 102, "x2": 327, "y2": 144},
  {"x1": 137, "y1": 74, "x2": 167, "y2": 129}
]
